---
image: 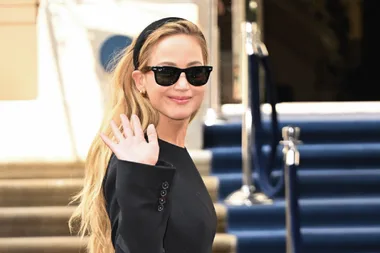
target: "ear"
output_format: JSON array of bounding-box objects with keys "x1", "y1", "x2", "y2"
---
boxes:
[{"x1": 132, "y1": 70, "x2": 145, "y2": 92}]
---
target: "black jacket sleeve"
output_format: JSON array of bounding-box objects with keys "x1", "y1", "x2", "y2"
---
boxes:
[{"x1": 103, "y1": 154, "x2": 176, "y2": 253}]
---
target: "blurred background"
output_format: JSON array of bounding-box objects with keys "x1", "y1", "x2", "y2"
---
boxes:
[{"x1": 0, "y1": 0, "x2": 380, "y2": 253}]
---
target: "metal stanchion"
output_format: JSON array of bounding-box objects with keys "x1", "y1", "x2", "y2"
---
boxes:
[
  {"x1": 224, "y1": 22, "x2": 272, "y2": 206},
  {"x1": 281, "y1": 126, "x2": 303, "y2": 253}
]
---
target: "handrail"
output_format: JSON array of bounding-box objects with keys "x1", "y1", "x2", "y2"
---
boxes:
[{"x1": 248, "y1": 22, "x2": 282, "y2": 198}]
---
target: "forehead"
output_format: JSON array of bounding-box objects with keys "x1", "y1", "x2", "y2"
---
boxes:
[{"x1": 148, "y1": 34, "x2": 204, "y2": 65}]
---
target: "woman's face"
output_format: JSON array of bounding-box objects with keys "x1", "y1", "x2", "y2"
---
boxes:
[{"x1": 135, "y1": 34, "x2": 207, "y2": 122}]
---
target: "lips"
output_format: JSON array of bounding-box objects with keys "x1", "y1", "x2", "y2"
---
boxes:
[{"x1": 169, "y1": 96, "x2": 192, "y2": 104}]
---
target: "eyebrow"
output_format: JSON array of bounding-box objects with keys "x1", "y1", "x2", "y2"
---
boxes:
[{"x1": 156, "y1": 61, "x2": 203, "y2": 67}]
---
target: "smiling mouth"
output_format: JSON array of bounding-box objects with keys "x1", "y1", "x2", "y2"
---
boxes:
[{"x1": 169, "y1": 96, "x2": 191, "y2": 104}]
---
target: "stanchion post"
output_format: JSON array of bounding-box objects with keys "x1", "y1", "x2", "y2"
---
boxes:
[
  {"x1": 224, "y1": 21, "x2": 272, "y2": 206},
  {"x1": 281, "y1": 126, "x2": 303, "y2": 253}
]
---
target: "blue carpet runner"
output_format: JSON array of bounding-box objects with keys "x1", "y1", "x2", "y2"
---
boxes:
[{"x1": 204, "y1": 115, "x2": 380, "y2": 253}]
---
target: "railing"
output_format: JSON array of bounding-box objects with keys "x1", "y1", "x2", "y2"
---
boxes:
[
  {"x1": 225, "y1": 1, "x2": 303, "y2": 252},
  {"x1": 224, "y1": 22, "x2": 272, "y2": 205},
  {"x1": 281, "y1": 126, "x2": 303, "y2": 253}
]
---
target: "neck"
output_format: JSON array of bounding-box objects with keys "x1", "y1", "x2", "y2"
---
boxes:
[{"x1": 156, "y1": 115, "x2": 190, "y2": 148}]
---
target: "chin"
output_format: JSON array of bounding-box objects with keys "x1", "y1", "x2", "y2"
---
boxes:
[
  {"x1": 161, "y1": 110, "x2": 194, "y2": 122},
  {"x1": 168, "y1": 113, "x2": 193, "y2": 121}
]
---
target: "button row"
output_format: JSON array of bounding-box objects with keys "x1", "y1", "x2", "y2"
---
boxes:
[{"x1": 157, "y1": 181, "x2": 170, "y2": 212}]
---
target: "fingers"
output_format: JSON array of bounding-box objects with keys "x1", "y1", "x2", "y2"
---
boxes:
[
  {"x1": 110, "y1": 120, "x2": 123, "y2": 141},
  {"x1": 146, "y1": 124, "x2": 158, "y2": 144},
  {"x1": 106, "y1": 114, "x2": 145, "y2": 145},
  {"x1": 131, "y1": 114, "x2": 144, "y2": 138},
  {"x1": 100, "y1": 132, "x2": 116, "y2": 151},
  {"x1": 120, "y1": 114, "x2": 133, "y2": 138}
]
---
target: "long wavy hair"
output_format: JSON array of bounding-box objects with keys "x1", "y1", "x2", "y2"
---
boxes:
[{"x1": 68, "y1": 19, "x2": 209, "y2": 253}]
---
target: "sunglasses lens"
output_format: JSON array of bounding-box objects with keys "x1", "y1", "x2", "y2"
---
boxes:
[
  {"x1": 151, "y1": 66, "x2": 212, "y2": 86},
  {"x1": 154, "y1": 67, "x2": 179, "y2": 86},
  {"x1": 186, "y1": 67, "x2": 212, "y2": 86}
]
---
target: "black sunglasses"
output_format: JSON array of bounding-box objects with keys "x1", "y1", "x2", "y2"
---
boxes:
[{"x1": 142, "y1": 66, "x2": 213, "y2": 86}]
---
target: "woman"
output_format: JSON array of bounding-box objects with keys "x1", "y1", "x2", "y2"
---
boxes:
[{"x1": 69, "y1": 17, "x2": 217, "y2": 253}]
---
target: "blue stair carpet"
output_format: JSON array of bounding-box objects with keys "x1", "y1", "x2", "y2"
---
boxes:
[
  {"x1": 204, "y1": 115, "x2": 380, "y2": 253},
  {"x1": 233, "y1": 227, "x2": 380, "y2": 253},
  {"x1": 204, "y1": 117, "x2": 380, "y2": 147},
  {"x1": 211, "y1": 144, "x2": 380, "y2": 171},
  {"x1": 227, "y1": 197, "x2": 380, "y2": 228}
]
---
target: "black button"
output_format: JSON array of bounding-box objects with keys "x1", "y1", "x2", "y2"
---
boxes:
[
  {"x1": 162, "y1": 181, "x2": 169, "y2": 189},
  {"x1": 160, "y1": 190, "x2": 167, "y2": 197},
  {"x1": 158, "y1": 204, "x2": 164, "y2": 212},
  {"x1": 159, "y1": 197, "x2": 166, "y2": 204}
]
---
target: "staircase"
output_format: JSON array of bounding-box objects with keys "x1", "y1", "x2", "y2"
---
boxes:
[
  {"x1": 0, "y1": 155, "x2": 236, "y2": 253},
  {"x1": 1, "y1": 102, "x2": 380, "y2": 253},
  {"x1": 204, "y1": 103, "x2": 380, "y2": 253}
]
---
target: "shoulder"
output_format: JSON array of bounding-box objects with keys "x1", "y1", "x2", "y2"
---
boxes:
[
  {"x1": 102, "y1": 153, "x2": 117, "y2": 198},
  {"x1": 103, "y1": 153, "x2": 117, "y2": 180}
]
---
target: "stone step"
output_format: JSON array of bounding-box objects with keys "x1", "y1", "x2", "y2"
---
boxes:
[
  {"x1": 0, "y1": 150, "x2": 211, "y2": 179},
  {"x1": 0, "y1": 206, "x2": 73, "y2": 237},
  {"x1": 0, "y1": 178, "x2": 82, "y2": 207},
  {"x1": 0, "y1": 234, "x2": 237, "y2": 253},
  {"x1": 0, "y1": 204, "x2": 227, "y2": 237},
  {"x1": 0, "y1": 162, "x2": 85, "y2": 180},
  {"x1": 0, "y1": 236, "x2": 86, "y2": 253},
  {"x1": 0, "y1": 176, "x2": 219, "y2": 207}
]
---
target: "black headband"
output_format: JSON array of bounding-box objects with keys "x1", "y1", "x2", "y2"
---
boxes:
[{"x1": 133, "y1": 17, "x2": 185, "y2": 70}]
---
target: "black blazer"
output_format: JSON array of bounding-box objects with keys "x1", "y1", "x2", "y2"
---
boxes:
[{"x1": 103, "y1": 139, "x2": 217, "y2": 253}]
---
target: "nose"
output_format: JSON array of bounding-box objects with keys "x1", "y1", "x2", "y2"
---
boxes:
[{"x1": 174, "y1": 73, "x2": 190, "y2": 90}]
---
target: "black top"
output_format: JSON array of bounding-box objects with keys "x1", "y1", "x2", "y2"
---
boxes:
[{"x1": 103, "y1": 138, "x2": 217, "y2": 253}]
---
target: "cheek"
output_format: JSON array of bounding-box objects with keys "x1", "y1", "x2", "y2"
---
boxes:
[
  {"x1": 145, "y1": 79, "x2": 167, "y2": 105},
  {"x1": 193, "y1": 87, "x2": 206, "y2": 103},
  {"x1": 147, "y1": 87, "x2": 166, "y2": 104}
]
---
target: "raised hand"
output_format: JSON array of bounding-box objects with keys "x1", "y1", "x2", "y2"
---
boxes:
[{"x1": 100, "y1": 114, "x2": 159, "y2": 166}]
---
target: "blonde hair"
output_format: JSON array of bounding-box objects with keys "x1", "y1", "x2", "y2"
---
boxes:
[{"x1": 68, "y1": 19, "x2": 209, "y2": 253}]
